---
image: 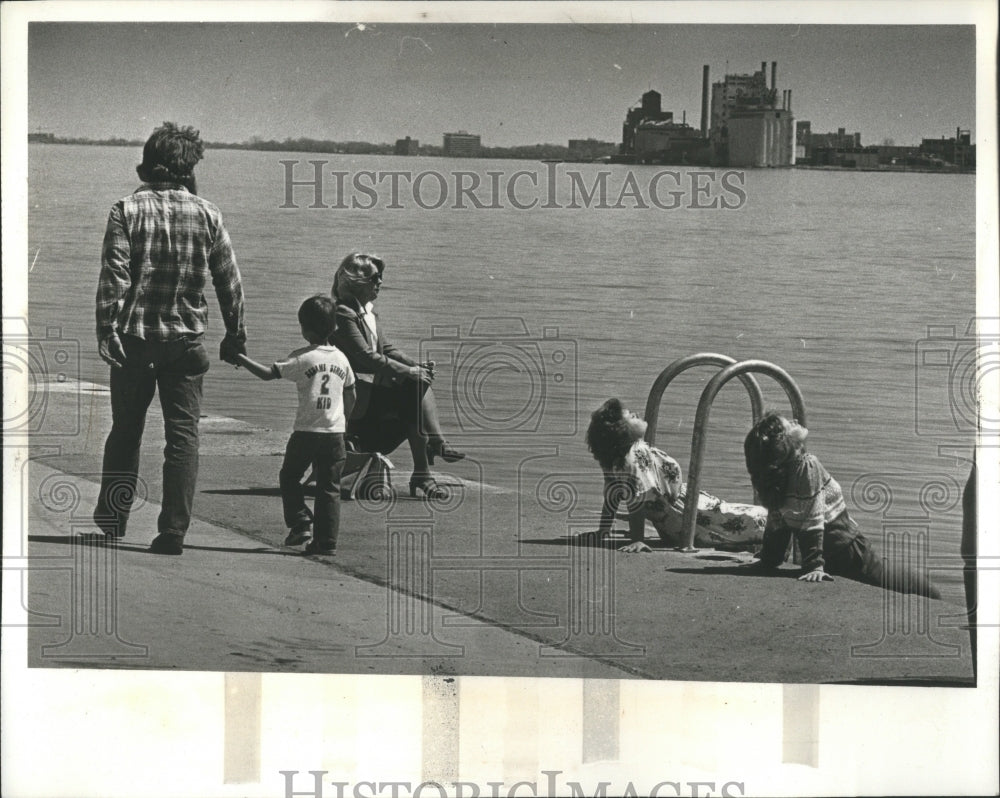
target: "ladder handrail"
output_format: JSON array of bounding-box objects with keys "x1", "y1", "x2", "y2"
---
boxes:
[
  {"x1": 679, "y1": 359, "x2": 807, "y2": 551},
  {"x1": 644, "y1": 353, "x2": 766, "y2": 446}
]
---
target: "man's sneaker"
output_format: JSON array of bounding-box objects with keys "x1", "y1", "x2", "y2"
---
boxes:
[
  {"x1": 284, "y1": 525, "x2": 312, "y2": 547},
  {"x1": 304, "y1": 540, "x2": 336, "y2": 556},
  {"x1": 149, "y1": 533, "x2": 184, "y2": 555}
]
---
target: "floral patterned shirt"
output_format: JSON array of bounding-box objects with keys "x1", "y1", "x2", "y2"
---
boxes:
[
  {"x1": 618, "y1": 440, "x2": 683, "y2": 504},
  {"x1": 600, "y1": 440, "x2": 766, "y2": 549}
]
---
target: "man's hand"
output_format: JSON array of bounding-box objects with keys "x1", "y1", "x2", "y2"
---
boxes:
[
  {"x1": 798, "y1": 568, "x2": 833, "y2": 583},
  {"x1": 220, "y1": 333, "x2": 246, "y2": 365},
  {"x1": 409, "y1": 365, "x2": 434, "y2": 384},
  {"x1": 98, "y1": 332, "x2": 126, "y2": 368},
  {"x1": 619, "y1": 541, "x2": 653, "y2": 553}
]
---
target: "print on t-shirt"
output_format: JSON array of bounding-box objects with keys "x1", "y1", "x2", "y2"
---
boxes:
[{"x1": 274, "y1": 345, "x2": 355, "y2": 433}]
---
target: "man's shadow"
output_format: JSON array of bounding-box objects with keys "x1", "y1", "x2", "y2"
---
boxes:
[
  {"x1": 202, "y1": 487, "x2": 285, "y2": 497},
  {"x1": 28, "y1": 534, "x2": 303, "y2": 557}
]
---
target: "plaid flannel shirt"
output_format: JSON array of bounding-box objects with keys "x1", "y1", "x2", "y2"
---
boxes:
[{"x1": 96, "y1": 184, "x2": 246, "y2": 343}]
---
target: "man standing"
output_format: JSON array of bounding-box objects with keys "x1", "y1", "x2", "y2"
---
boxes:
[{"x1": 94, "y1": 122, "x2": 247, "y2": 555}]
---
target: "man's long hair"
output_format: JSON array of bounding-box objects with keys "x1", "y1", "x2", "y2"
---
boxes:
[
  {"x1": 136, "y1": 122, "x2": 204, "y2": 193},
  {"x1": 744, "y1": 410, "x2": 806, "y2": 510}
]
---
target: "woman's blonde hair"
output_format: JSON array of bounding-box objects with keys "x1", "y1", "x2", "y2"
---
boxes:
[{"x1": 332, "y1": 253, "x2": 385, "y2": 301}]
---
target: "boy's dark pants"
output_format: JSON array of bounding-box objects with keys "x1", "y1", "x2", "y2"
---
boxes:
[
  {"x1": 94, "y1": 335, "x2": 209, "y2": 540},
  {"x1": 280, "y1": 431, "x2": 346, "y2": 548}
]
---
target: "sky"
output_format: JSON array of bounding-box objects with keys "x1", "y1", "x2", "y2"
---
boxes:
[{"x1": 27, "y1": 22, "x2": 976, "y2": 148}]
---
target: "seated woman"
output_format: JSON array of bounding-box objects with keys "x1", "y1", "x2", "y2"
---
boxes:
[
  {"x1": 743, "y1": 410, "x2": 940, "y2": 597},
  {"x1": 331, "y1": 253, "x2": 464, "y2": 499},
  {"x1": 585, "y1": 398, "x2": 767, "y2": 552}
]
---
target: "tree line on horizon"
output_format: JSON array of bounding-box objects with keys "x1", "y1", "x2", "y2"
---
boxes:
[{"x1": 29, "y1": 133, "x2": 605, "y2": 161}]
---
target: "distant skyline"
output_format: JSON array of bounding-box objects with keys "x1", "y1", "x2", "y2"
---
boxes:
[{"x1": 28, "y1": 23, "x2": 975, "y2": 149}]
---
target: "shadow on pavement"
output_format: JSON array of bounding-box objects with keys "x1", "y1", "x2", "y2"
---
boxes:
[
  {"x1": 29, "y1": 534, "x2": 297, "y2": 557},
  {"x1": 202, "y1": 487, "x2": 284, "y2": 497},
  {"x1": 666, "y1": 565, "x2": 801, "y2": 579}
]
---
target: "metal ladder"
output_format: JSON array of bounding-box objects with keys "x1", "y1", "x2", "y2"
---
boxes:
[{"x1": 643, "y1": 353, "x2": 807, "y2": 551}]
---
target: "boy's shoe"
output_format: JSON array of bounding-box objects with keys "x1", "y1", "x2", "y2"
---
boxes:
[
  {"x1": 284, "y1": 524, "x2": 313, "y2": 547},
  {"x1": 149, "y1": 533, "x2": 184, "y2": 555},
  {"x1": 304, "y1": 540, "x2": 336, "y2": 556}
]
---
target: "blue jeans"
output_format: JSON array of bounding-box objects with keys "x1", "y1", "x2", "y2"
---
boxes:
[
  {"x1": 94, "y1": 335, "x2": 209, "y2": 539},
  {"x1": 279, "y1": 431, "x2": 346, "y2": 549}
]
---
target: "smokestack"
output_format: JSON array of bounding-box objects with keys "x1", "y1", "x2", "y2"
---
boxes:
[
  {"x1": 701, "y1": 64, "x2": 710, "y2": 138},
  {"x1": 771, "y1": 61, "x2": 777, "y2": 92},
  {"x1": 787, "y1": 89, "x2": 792, "y2": 112},
  {"x1": 761, "y1": 61, "x2": 767, "y2": 82}
]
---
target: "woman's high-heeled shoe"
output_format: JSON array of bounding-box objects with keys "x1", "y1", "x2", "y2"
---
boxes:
[
  {"x1": 409, "y1": 475, "x2": 449, "y2": 499},
  {"x1": 427, "y1": 437, "x2": 465, "y2": 465}
]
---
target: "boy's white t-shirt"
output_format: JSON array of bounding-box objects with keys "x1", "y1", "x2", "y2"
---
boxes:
[{"x1": 273, "y1": 345, "x2": 355, "y2": 432}]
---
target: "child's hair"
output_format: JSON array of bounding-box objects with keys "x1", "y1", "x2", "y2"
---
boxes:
[
  {"x1": 586, "y1": 398, "x2": 634, "y2": 472},
  {"x1": 298, "y1": 294, "x2": 337, "y2": 341},
  {"x1": 136, "y1": 122, "x2": 205, "y2": 188},
  {"x1": 332, "y1": 252, "x2": 386, "y2": 301},
  {"x1": 743, "y1": 410, "x2": 807, "y2": 510}
]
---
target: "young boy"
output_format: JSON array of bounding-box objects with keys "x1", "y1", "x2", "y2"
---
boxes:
[{"x1": 233, "y1": 295, "x2": 355, "y2": 555}]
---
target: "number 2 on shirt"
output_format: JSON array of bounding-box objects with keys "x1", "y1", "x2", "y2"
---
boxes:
[{"x1": 316, "y1": 373, "x2": 332, "y2": 410}]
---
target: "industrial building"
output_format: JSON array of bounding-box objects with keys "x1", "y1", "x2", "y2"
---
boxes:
[
  {"x1": 710, "y1": 61, "x2": 795, "y2": 167},
  {"x1": 792, "y1": 124, "x2": 974, "y2": 170},
  {"x1": 795, "y1": 125, "x2": 862, "y2": 164},
  {"x1": 795, "y1": 121, "x2": 811, "y2": 161},
  {"x1": 921, "y1": 128, "x2": 975, "y2": 169},
  {"x1": 567, "y1": 138, "x2": 617, "y2": 161},
  {"x1": 616, "y1": 60, "x2": 795, "y2": 167},
  {"x1": 616, "y1": 71, "x2": 712, "y2": 165},
  {"x1": 394, "y1": 136, "x2": 419, "y2": 155},
  {"x1": 442, "y1": 131, "x2": 481, "y2": 158},
  {"x1": 612, "y1": 58, "x2": 972, "y2": 172}
]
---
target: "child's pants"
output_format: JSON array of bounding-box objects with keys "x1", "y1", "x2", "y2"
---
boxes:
[
  {"x1": 279, "y1": 431, "x2": 346, "y2": 549},
  {"x1": 825, "y1": 525, "x2": 941, "y2": 599}
]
